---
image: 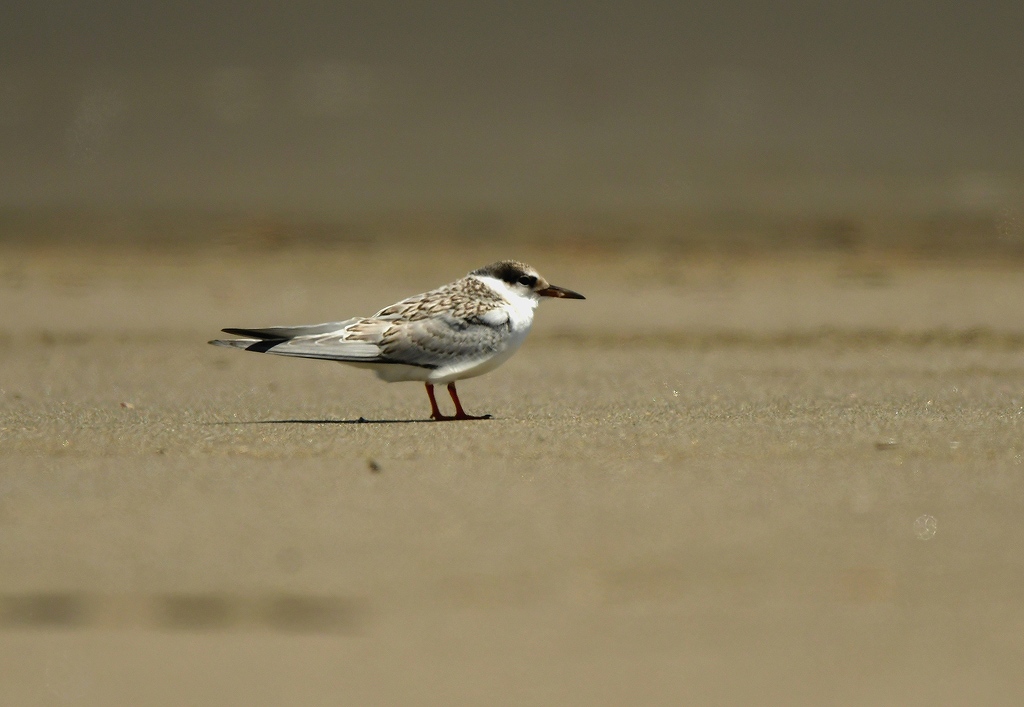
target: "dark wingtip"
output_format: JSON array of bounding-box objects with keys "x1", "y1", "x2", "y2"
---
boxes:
[{"x1": 245, "y1": 339, "x2": 286, "y2": 353}]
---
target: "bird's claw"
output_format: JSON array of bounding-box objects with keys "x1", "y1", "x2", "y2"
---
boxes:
[{"x1": 430, "y1": 412, "x2": 492, "y2": 421}]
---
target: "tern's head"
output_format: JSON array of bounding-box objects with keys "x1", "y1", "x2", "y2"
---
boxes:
[{"x1": 470, "y1": 260, "x2": 586, "y2": 301}]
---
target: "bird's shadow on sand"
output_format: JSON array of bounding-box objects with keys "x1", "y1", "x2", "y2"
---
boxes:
[{"x1": 205, "y1": 416, "x2": 492, "y2": 426}]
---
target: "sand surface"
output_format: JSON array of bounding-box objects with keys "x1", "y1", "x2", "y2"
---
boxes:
[{"x1": 2, "y1": 243, "x2": 1024, "y2": 705}]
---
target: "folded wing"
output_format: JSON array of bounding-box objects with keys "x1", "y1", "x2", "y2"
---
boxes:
[
  {"x1": 209, "y1": 311, "x2": 510, "y2": 369},
  {"x1": 377, "y1": 312, "x2": 511, "y2": 368}
]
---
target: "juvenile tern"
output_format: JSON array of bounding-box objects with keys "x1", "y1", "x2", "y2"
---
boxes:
[{"x1": 209, "y1": 260, "x2": 585, "y2": 420}]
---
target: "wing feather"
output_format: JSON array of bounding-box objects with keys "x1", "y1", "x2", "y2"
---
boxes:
[
  {"x1": 210, "y1": 318, "x2": 392, "y2": 362},
  {"x1": 221, "y1": 319, "x2": 359, "y2": 339},
  {"x1": 377, "y1": 312, "x2": 510, "y2": 368},
  {"x1": 210, "y1": 298, "x2": 512, "y2": 370}
]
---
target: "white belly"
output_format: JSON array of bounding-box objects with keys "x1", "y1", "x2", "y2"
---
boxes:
[
  {"x1": 428, "y1": 318, "x2": 531, "y2": 383},
  {"x1": 342, "y1": 361, "x2": 435, "y2": 382}
]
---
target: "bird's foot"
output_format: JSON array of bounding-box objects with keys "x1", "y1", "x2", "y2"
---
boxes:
[
  {"x1": 426, "y1": 382, "x2": 491, "y2": 421},
  {"x1": 430, "y1": 412, "x2": 492, "y2": 421}
]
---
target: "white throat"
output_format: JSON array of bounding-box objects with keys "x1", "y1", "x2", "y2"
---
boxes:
[{"x1": 473, "y1": 275, "x2": 540, "y2": 329}]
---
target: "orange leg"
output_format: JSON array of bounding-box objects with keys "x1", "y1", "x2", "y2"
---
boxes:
[
  {"x1": 424, "y1": 382, "x2": 491, "y2": 421},
  {"x1": 447, "y1": 382, "x2": 491, "y2": 420},
  {"x1": 425, "y1": 383, "x2": 447, "y2": 420}
]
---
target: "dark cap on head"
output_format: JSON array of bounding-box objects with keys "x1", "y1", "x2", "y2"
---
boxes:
[
  {"x1": 471, "y1": 260, "x2": 585, "y2": 299},
  {"x1": 470, "y1": 260, "x2": 535, "y2": 284}
]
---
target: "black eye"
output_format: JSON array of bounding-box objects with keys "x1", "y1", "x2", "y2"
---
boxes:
[{"x1": 518, "y1": 275, "x2": 537, "y2": 287}]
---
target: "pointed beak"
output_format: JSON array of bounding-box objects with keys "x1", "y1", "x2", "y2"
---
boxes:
[{"x1": 537, "y1": 284, "x2": 586, "y2": 299}]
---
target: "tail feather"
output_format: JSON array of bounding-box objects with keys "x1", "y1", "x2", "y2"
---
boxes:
[
  {"x1": 221, "y1": 319, "x2": 358, "y2": 340},
  {"x1": 209, "y1": 337, "x2": 285, "y2": 353},
  {"x1": 209, "y1": 325, "x2": 385, "y2": 362}
]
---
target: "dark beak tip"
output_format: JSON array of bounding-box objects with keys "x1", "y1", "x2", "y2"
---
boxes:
[{"x1": 541, "y1": 285, "x2": 586, "y2": 300}]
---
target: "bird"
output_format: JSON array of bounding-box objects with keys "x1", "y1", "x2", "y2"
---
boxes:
[{"x1": 209, "y1": 260, "x2": 585, "y2": 420}]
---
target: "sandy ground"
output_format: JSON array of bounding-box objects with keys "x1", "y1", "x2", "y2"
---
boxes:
[{"x1": 2, "y1": 243, "x2": 1024, "y2": 705}]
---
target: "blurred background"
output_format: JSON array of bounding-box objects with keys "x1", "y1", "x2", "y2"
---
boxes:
[
  {"x1": 1, "y1": 0, "x2": 1022, "y2": 249},
  {"x1": 4, "y1": 4, "x2": 1024, "y2": 706}
]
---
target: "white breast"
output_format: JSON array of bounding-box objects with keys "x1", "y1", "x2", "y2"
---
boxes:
[
  {"x1": 475, "y1": 276, "x2": 539, "y2": 330},
  {"x1": 428, "y1": 276, "x2": 539, "y2": 383}
]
